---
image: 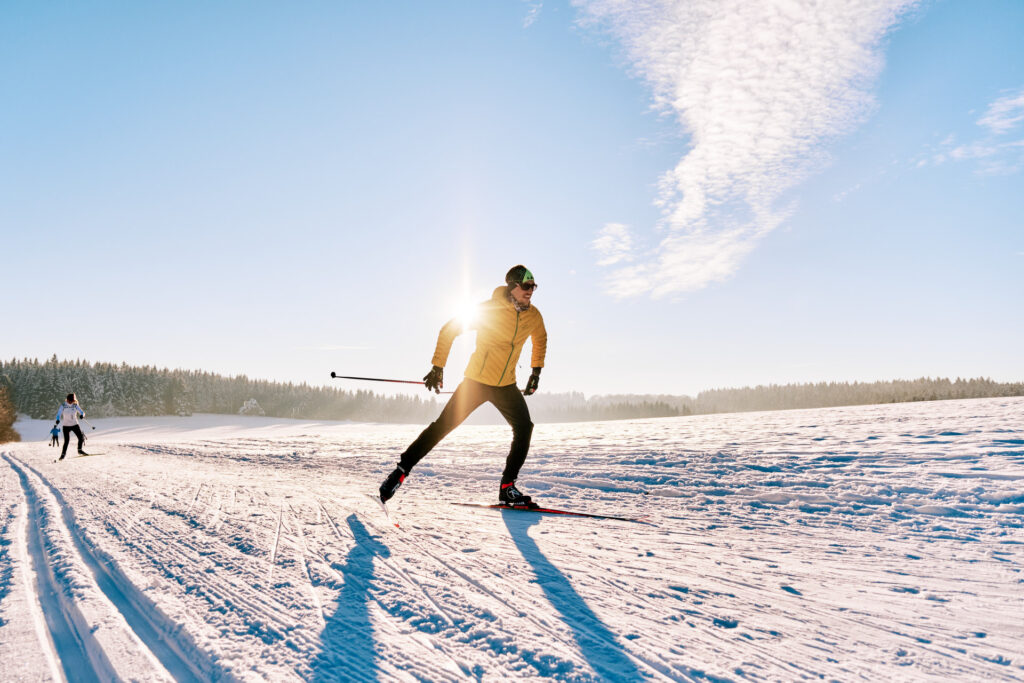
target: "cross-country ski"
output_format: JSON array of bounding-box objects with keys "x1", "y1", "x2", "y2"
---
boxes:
[{"x1": 453, "y1": 502, "x2": 653, "y2": 524}]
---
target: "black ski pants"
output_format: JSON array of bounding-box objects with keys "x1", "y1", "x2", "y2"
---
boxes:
[
  {"x1": 399, "y1": 378, "x2": 534, "y2": 484},
  {"x1": 60, "y1": 424, "x2": 84, "y2": 459}
]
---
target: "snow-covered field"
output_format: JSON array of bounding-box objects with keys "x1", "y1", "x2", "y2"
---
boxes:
[{"x1": 2, "y1": 397, "x2": 1022, "y2": 681}]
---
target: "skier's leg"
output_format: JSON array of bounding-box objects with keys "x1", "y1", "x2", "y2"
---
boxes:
[
  {"x1": 490, "y1": 384, "x2": 534, "y2": 484},
  {"x1": 398, "y1": 379, "x2": 487, "y2": 473},
  {"x1": 60, "y1": 427, "x2": 72, "y2": 459},
  {"x1": 73, "y1": 425, "x2": 85, "y2": 453}
]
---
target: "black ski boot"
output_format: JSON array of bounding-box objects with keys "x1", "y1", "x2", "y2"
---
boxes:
[
  {"x1": 499, "y1": 481, "x2": 535, "y2": 508},
  {"x1": 379, "y1": 466, "x2": 407, "y2": 503}
]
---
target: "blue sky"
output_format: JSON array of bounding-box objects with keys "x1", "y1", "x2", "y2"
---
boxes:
[{"x1": 2, "y1": 0, "x2": 1021, "y2": 398}]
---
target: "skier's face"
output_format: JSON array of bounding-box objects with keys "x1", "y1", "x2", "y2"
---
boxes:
[{"x1": 510, "y1": 281, "x2": 536, "y2": 306}]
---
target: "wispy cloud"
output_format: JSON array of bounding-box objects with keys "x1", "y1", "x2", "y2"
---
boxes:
[
  {"x1": 917, "y1": 87, "x2": 1024, "y2": 175},
  {"x1": 574, "y1": 0, "x2": 918, "y2": 297},
  {"x1": 592, "y1": 222, "x2": 636, "y2": 265},
  {"x1": 978, "y1": 89, "x2": 1024, "y2": 135},
  {"x1": 523, "y1": 2, "x2": 543, "y2": 28}
]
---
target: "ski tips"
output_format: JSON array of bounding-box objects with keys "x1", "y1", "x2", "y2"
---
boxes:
[{"x1": 369, "y1": 493, "x2": 400, "y2": 529}]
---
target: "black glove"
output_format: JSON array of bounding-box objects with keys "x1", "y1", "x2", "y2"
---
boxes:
[
  {"x1": 523, "y1": 368, "x2": 541, "y2": 396},
  {"x1": 424, "y1": 366, "x2": 444, "y2": 393},
  {"x1": 55, "y1": 421, "x2": 60, "y2": 426}
]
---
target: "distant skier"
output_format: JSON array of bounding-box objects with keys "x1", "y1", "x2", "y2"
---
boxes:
[
  {"x1": 379, "y1": 265, "x2": 547, "y2": 507},
  {"x1": 49, "y1": 425, "x2": 60, "y2": 447},
  {"x1": 55, "y1": 392, "x2": 88, "y2": 459}
]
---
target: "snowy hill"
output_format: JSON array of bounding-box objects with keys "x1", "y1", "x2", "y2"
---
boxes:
[{"x1": 2, "y1": 398, "x2": 1022, "y2": 681}]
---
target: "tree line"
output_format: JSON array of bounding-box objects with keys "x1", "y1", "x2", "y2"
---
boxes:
[
  {"x1": 686, "y1": 377, "x2": 1024, "y2": 414},
  {"x1": 0, "y1": 357, "x2": 439, "y2": 424},
  {"x1": 0, "y1": 358, "x2": 1021, "y2": 442}
]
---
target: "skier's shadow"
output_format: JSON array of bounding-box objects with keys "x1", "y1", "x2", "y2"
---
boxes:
[
  {"x1": 502, "y1": 512, "x2": 642, "y2": 680},
  {"x1": 312, "y1": 514, "x2": 389, "y2": 683}
]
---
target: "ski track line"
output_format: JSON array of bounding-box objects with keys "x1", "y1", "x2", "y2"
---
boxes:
[
  {"x1": 147, "y1": 493, "x2": 304, "y2": 638},
  {"x1": 5, "y1": 454, "x2": 157, "y2": 682},
  {"x1": 91, "y1": 475, "x2": 316, "y2": 670},
  {"x1": 2, "y1": 462, "x2": 65, "y2": 682},
  {"x1": 185, "y1": 481, "x2": 203, "y2": 514},
  {"x1": 208, "y1": 485, "x2": 225, "y2": 532},
  {"x1": 140, "y1": 515, "x2": 301, "y2": 644},
  {"x1": 284, "y1": 504, "x2": 327, "y2": 629},
  {"x1": 268, "y1": 502, "x2": 283, "y2": 583},
  {"x1": 125, "y1": 490, "x2": 157, "y2": 537},
  {"x1": 7, "y1": 454, "x2": 222, "y2": 683}
]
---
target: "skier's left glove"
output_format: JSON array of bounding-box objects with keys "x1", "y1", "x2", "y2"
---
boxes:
[{"x1": 523, "y1": 368, "x2": 541, "y2": 396}]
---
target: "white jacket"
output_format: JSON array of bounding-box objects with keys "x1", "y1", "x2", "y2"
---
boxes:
[{"x1": 56, "y1": 402, "x2": 84, "y2": 426}]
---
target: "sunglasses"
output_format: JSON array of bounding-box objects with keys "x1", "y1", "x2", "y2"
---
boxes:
[{"x1": 518, "y1": 282, "x2": 538, "y2": 291}]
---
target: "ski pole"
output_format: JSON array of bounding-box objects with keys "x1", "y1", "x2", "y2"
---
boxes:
[
  {"x1": 330, "y1": 372, "x2": 453, "y2": 394},
  {"x1": 82, "y1": 417, "x2": 96, "y2": 430}
]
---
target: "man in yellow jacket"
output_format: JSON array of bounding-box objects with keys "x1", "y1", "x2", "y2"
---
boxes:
[{"x1": 380, "y1": 265, "x2": 548, "y2": 507}]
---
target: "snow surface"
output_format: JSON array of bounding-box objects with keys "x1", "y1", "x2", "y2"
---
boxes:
[{"x1": 2, "y1": 397, "x2": 1023, "y2": 681}]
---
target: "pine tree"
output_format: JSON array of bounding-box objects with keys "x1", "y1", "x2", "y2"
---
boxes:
[{"x1": 0, "y1": 376, "x2": 21, "y2": 443}]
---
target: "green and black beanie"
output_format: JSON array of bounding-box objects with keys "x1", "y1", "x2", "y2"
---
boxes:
[{"x1": 505, "y1": 265, "x2": 535, "y2": 288}]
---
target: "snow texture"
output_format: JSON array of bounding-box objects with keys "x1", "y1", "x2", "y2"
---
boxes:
[{"x1": 2, "y1": 397, "x2": 1022, "y2": 681}]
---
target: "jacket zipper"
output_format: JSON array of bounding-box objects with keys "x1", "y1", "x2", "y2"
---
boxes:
[{"x1": 497, "y1": 310, "x2": 520, "y2": 385}]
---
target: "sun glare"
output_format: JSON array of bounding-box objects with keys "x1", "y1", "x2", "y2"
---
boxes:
[{"x1": 457, "y1": 297, "x2": 480, "y2": 329}]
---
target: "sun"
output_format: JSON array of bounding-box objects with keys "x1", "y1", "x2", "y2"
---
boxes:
[{"x1": 456, "y1": 296, "x2": 480, "y2": 330}]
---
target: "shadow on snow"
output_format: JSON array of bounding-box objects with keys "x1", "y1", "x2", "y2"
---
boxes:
[
  {"x1": 312, "y1": 514, "x2": 389, "y2": 683},
  {"x1": 503, "y1": 511, "x2": 643, "y2": 681}
]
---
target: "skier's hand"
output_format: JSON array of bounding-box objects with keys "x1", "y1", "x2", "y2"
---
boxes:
[
  {"x1": 523, "y1": 368, "x2": 541, "y2": 396},
  {"x1": 424, "y1": 366, "x2": 444, "y2": 393}
]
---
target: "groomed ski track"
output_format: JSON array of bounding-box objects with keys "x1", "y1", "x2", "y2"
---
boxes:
[
  {"x1": 2, "y1": 453, "x2": 217, "y2": 682},
  {"x1": 1, "y1": 398, "x2": 1023, "y2": 681}
]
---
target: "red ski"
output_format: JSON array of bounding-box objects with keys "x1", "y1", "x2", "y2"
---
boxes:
[{"x1": 453, "y1": 502, "x2": 652, "y2": 524}]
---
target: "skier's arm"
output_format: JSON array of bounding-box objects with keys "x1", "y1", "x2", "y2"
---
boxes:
[
  {"x1": 530, "y1": 314, "x2": 547, "y2": 370},
  {"x1": 430, "y1": 317, "x2": 465, "y2": 369},
  {"x1": 55, "y1": 405, "x2": 62, "y2": 424}
]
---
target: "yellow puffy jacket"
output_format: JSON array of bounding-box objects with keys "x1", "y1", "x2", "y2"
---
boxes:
[{"x1": 431, "y1": 286, "x2": 547, "y2": 387}]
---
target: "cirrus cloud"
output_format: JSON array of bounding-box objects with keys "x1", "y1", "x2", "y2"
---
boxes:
[
  {"x1": 576, "y1": 0, "x2": 918, "y2": 297},
  {"x1": 913, "y1": 87, "x2": 1024, "y2": 176}
]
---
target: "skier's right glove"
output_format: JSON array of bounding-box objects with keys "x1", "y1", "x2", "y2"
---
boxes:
[
  {"x1": 424, "y1": 366, "x2": 444, "y2": 393},
  {"x1": 523, "y1": 368, "x2": 541, "y2": 396}
]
